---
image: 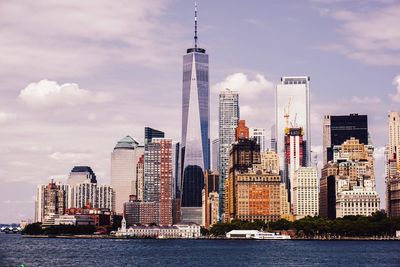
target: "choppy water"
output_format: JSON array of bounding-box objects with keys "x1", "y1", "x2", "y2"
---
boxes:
[{"x1": 1, "y1": 234, "x2": 400, "y2": 266}]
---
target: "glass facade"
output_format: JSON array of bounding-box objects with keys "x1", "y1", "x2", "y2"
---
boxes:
[
  {"x1": 275, "y1": 76, "x2": 311, "y2": 169},
  {"x1": 181, "y1": 48, "x2": 209, "y2": 209},
  {"x1": 218, "y1": 89, "x2": 239, "y2": 216}
]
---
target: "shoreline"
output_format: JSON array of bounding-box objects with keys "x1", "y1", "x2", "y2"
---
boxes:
[{"x1": 20, "y1": 234, "x2": 400, "y2": 241}]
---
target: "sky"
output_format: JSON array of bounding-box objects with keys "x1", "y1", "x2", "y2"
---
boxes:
[{"x1": 1, "y1": 0, "x2": 400, "y2": 223}]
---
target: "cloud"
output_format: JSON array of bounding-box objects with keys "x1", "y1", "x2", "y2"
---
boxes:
[
  {"x1": 0, "y1": 112, "x2": 16, "y2": 124},
  {"x1": 317, "y1": 3, "x2": 400, "y2": 66},
  {"x1": 19, "y1": 79, "x2": 112, "y2": 108},
  {"x1": 212, "y1": 73, "x2": 274, "y2": 98},
  {"x1": 0, "y1": 1, "x2": 181, "y2": 79},
  {"x1": 374, "y1": 146, "x2": 386, "y2": 161},
  {"x1": 351, "y1": 96, "x2": 381, "y2": 104},
  {"x1": 390, "y1": 74, "x2": 400, "y2": 102},
  {"x1": 49, "y1": 151, "x2": 91, "y2": 162}
]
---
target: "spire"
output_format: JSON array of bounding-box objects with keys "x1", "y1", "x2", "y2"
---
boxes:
[{"x1": 194, "y1": 2, "x2": 198, "y2": 48}]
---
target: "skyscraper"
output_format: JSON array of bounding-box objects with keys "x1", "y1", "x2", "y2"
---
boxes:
[
  {"x1": 275, "y1": 76, "x2": 311, "y2": 169},
  {"x1": 145, "y1": 127, "x2": 165, "y2": 145},
  {"x1": 67, "y1": 166, "x2": 97, "y2": 186},
  {"x1": 250, "y1": 127, "x2": 266, "y2": 152},
  {"x1": 386, "y1": 112, "x2": 400, "y2": 217},
  {"x1": 292, "y1": 167, "x2": 319, "y2": 219},
  {"x1": 111, "y1": 136, "x2": 144, "y2": 214},
  {"x1": 323, "y1": 114, "x2": 368, "y2": 164},
  {"x1": 211, "y1": 138, "x2": 219, "y2": 173},
  {"x1": 35, "y1": 181, "x2": 66, "y2": 223},
  {"x1": 181, "y1": 4, "x2": 209, "y2": 223},
  {"x1": 284, "y1": 127, "x2": 306, "y2": 202},
  {"x1": 218, "y1": 89, "x2": 239, "y2": 217},
  {"x1": 144, "y1": 138, "x2": 174, "y2": 225}
]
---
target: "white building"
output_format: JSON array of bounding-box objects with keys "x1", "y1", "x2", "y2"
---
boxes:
[
  {"x1": 336, "y1": 187, "x2": 380, "y2": 218},
  {"x1": 218, "y1": 89, "x2": 239, "y2": 207},
  {"x1": 292, "y1": 167, "x2": 319, "y2": 219},
  {"x1": 250, "y1": 127, "x2": 266, "y2": 152},
  {"x1": 275, "y1": 76, "x2": 311, "y2": 169},
  {"x1": 111, "y1": 136, "x2": 144, "y2": 214},
  {"x1": 67, "y1": 166, "x2": 97, "y2": 186},
  {"x1": 211, "y1": 138, "x2": 219, "y2": 173},
  {"x1": 116, "y1": 221, "x2": 201, "y2": 239}
]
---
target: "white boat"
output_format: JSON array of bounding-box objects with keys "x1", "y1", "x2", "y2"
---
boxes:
[
  {"x1": 253, "y1": 232, "x2": 291, "y2": 240},
  {"x1": 226, "y1": 230, "x2": 291, "y2": 240}
]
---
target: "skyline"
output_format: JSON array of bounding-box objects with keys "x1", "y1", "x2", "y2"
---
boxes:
[{"x1": 1, "y1": 0, "x2": 400, "y2": 223}]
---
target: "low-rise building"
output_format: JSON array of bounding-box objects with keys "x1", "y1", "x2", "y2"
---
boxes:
[
  {"x1": 336, "y1": 187, "x2": 380, "y2": 218},
  {"x1": 116, "y1": 218, "x2": 200, "y2": 238}
]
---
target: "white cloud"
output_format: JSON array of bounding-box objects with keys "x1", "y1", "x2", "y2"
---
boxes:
[
  {"x1": 212, "y1": 73, "x2": 274, "y2": 98},
  {"x1": 374, "y1": 146, "x2": 386, "y2": 161},
  {"x1": 317, "y1": 4, "x2": 400, "y2": 66},
  {"x1": 19, "y1": 79, "x2": 112, "y2": 108},
  {"x1": 390, "y1": 74, "x2": 400, "y2": 102},
  {"x1": 0, "y1": 112, "x2": 16, "y2": 124},
  {"x1": 49, "y1": 152, "x2": 91, "y2": 163},
  {"x1": 351, "y1": 96, "x2": 381, "y2": 104}
]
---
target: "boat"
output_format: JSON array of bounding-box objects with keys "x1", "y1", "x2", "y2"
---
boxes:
[
  {"x1": 226, "y1": 230, "x2": 291, "y2": 240},
  {"x1": 253, "y1": 231, "x2": 291, "y2": 240}
]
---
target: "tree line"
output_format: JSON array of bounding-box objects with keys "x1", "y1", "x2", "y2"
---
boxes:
[{"x1": 205, "y1": 211, "x2": 400, "y2": 237}]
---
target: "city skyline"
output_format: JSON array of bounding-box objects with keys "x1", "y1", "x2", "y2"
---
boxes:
[{"x1": 1, "y1": 1, "x2": 400, "y2": 223}]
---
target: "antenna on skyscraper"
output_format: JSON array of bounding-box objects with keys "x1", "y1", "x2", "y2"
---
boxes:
[{"x1": 194, "y1": 2, "x2": 198, "y2": 48}]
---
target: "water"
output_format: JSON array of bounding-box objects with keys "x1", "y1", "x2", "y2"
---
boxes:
[{"x1": 1, "y1": 234, "x2": 400, "y2": 267}]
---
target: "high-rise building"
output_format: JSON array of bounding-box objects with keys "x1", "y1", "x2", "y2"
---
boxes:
[
  {"x1": 225, "y1": 162, "x2": 281, "y2": 223},
  {"x1": 97, "y1": 184, "x2": 115, "y2": 211},
  {"x1": 250, "y1": 127, "x2": 266, "y2": 152},
  {"x1": 323, "y1": 114, "x2": 368, "y2": 164},
  {"x1": 202, "y1": 170, "x2": 219, "y2": 228},
  {"x1": 386, "y1": 112, "x2": 400, "y2": 217},
  {"x1": 67, "y1": 166, "x2": 97, "y2": 186},
  {"x1": 283, "y1": 127, "x2": 306, "y2": 202},
  {"x1": 35, "y1": 181, "x2": 66, "y2": 223},
  {"x1": 218, "y1": 89, "x2": 239, "y2": 217},
  {"x1": 70, "y1": 182, "x2": 97, "y2": 209},
  {"x1": 136, "y1": 154, "x2": 145, "y2": 201},
  {"x1": 145, "y1": 127, "x2": 165, "y2": 145},
  {"x1": 260, "y1": 150, "x2": 280, "y2": 175},
  {"x1": 275, "y1": 76, "x2": 311, "y2": 169},
  {"x1": 319, "y1": 138, "x2": 379, "y2": 219},
  {"x1": 180, "y1": 5, "x2": 209, "y2": 223},
  {"x1": 225, "y1": 138, "x2": 261, "y2": 221},
  {"x1": 144, "y1": 138, "x2": 174, "y2": 226},
  {"x1": 235, "y1": 120, "x2": 249, "y2": 141},
  {"x1": 124, "y1": 195, "x2": 158, "y2": 226},
  {"x1": 211, "y1": 138, "x2": 220, "y2": 173},
  {"x1": 111, "y1": 136, "x2": 144, "y2": 214},
  {"x1": 270, "y1": 124, "x2": 277, "y2": 152},
  {"x1": 292, "y1": 167, "x2": 319, "y2": 219}
]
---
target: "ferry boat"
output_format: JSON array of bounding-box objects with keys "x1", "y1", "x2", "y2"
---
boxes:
[
  {"x1": 226, "y1": 230, "x2": 291, "y2": 240},
  {"x1": 253, "y1": 232, "x2": 291, "y2": 240}
]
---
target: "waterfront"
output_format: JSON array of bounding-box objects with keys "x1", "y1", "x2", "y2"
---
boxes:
[{"x1": 1, "y1": 234, "x2": 400, "y2": 266}]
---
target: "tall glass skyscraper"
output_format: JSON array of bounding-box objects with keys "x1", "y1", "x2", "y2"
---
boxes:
[
  {"x1": 275, "y1": 76, "x2": 311, "y2": 170},
  {"x1": 180, "y1": 5, "x2": 209, "y2": 224},
  {"x1": 218, "y1": 89, "x2": 239, "y2": 217}
]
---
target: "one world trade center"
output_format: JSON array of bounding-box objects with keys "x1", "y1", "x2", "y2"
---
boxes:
[{"x1": 180, "y1": 4, "x2": 209, "y2": 224}]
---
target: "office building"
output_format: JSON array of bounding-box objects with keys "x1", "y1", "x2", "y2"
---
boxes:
[
  {"x1": 202, "y1": 170, "x2": 219, "y2": 228},
  {"x1": 283, "y1": 127, "x2": 306, "y2": 202},
  {"x1": 212, "y1": 138, "x2": 219, "y2": 173},
  {"x1": 323, "y1": 114, "x2": 368, "y2": 164},
  {"x1": 180, "y1": 5, "x2": 209, "y2": 224},
  {"x1": 67, "y1": 166, "x2": 97, "y2": 186},
  {"x1": 250, "y1": 127, "x2": 266, "y2": 152},
  {"x1": 319, "y1": 138, "x2": 379, "y2": 219},
  {"x1": 292, "y1": 167, "x2": 319, "y2": 219},
  {"x1": 225, "y1": 167, "x2": 281, "y2": 223},
  {"x1": 275, "y1": 76, "x2": 311, "y2": 170},
  {"x1": 386, "y1": 112, "x2": 400, "y2": 217},
  {"x1": 123, "y1": 195, "x2": 158, "y2": 226},
  {"x1": 218, "y1": 89, "x2": 239, "y2": 216},
  {"x1": 144, "y1": 127, "x2": 165, "y2": 145},
  {"x1": 111, "y1": 135, "x2": 144, "y2": 214}
]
